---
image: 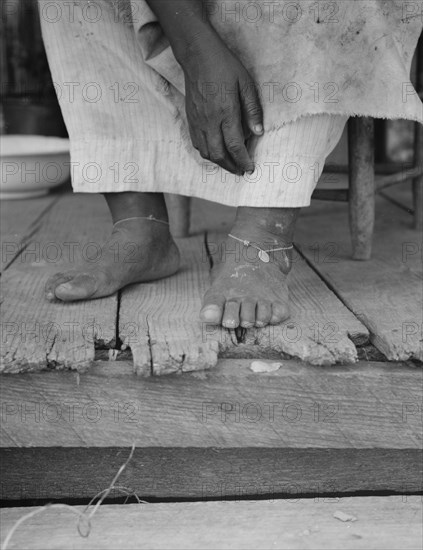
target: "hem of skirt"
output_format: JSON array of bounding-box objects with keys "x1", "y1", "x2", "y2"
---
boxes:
[
  {"x1": 71, "y1": 185, "x2": 315, "y2": 208},
  {"x1": 69, "y1": 136, "x2": 323, "y2": 207},
  {"x1": 265, "y1": 108, "x2": 423, "y2": 132}
]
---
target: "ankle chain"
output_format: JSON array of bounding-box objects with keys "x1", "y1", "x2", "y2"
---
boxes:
[
  {"x1": 228, "y1": 234, "x2": 293, "y2": 263},
  {"x1": 113, "y1": 216, "x2": 169, "y2": 227}
]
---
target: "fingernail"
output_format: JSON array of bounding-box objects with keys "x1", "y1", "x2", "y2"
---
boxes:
[
  {"x1": 247, "y1": 169, "x2": 255, "y2": 176},
  {"x1": 254, "y1": 124, "x2": 263, "y2": 134}
]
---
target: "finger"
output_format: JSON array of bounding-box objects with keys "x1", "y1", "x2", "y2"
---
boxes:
[
  {"x1": 206, "y1": 126, "x2": 239, "y2": 175},
  {"x1": 239, "y1": 79, "x2": 264, "y2": 136},
  {"x1": 222, "y1": 113, "x2": 255, "y2": 174},
  {"x1": 198, "y1": 130, "x2": 210, "y2": 159},
  {"x1": 188, "y1": 123, "x2": 209, "y2": 160}
]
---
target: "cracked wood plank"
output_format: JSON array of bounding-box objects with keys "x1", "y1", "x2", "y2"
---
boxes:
[
  {"x1": 0, "y1": 194, "x2": 59, "y2": 272},
  {"x1": 295, "y1": 196, "x2": 423, "y2": 362},
  {"x1": 0, "y1": 359, "x2": 421, "y2": 499},
  {"x1": 206, "y1": 233, "x2": 368, "y2": 365},
  {"x1": 0, "y1": 194, "x2": 117, "y2": 372},
  {"x1": 1, "y1": 497, "x2": 422, "y2": 550},
  {"x1": 119, "y1": 235, "x2": 219, "y2": 375}
]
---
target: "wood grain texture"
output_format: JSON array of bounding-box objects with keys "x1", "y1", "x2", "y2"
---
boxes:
[
  {"x1": 296, "y1": 197, "x2": 423, "y2": 362},
  {"x1": 0, "y1": 194, "x2": 117, "y2": 372},
  {"x1": 206, "y1": 233, "x2": 369, "y2": 366},
  {"x1": 1, "y1": 497, "x2": 422, "y2": 550},
  {"x1": 0, "y1": 195, "x2": 58, "y2": 272},
  {"x1": 119, "y1": 236, "x2": 219, "y2": 375},
  {"x1": 1, "y1": 359, "x2": 421, "y2": 499}
]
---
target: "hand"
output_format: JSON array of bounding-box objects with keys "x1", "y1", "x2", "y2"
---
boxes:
[{"x1": 181, "y1": 33, "x2": 264, "y2": 175}]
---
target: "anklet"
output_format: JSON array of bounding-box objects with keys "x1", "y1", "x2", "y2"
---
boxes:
[
  {"x1": 228, "y1": 233, "x2": 293, "y2": 263},
  {"x1": 113, "y1": 216, "x2": 169, "y2": 227}
]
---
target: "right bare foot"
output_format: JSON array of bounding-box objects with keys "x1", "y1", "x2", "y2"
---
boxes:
[
  {"x1": 200, "y1": 206, "x2": 300, "y2": 328},
  {"x1": 45, "y1": 218, "x2": 180, "y2": 302}
]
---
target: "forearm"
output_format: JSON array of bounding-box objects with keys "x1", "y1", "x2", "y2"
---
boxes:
[{"x1": 145, "y1": 0, "x2": 217, "y2": 65}]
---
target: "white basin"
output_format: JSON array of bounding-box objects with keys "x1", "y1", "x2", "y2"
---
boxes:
[{"x1": 0, "y1": 135, "x2": 70, "y2": 199}]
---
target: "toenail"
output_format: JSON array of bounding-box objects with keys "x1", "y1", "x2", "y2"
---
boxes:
[
  {"x1": 201, "y1": 308, "x2": 221, "y2": 323},
  {"x1": 202, "y1": 306, "x2": 220, "y2": 315},
  {"x1": 58, "y1": 283, "x2": 74, "y2": 291}
]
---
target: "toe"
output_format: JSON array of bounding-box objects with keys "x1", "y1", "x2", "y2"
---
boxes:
[
  {"x1": 240, "y1": 299, "x2": 257, "y2": 328},
  {"x1": 200, "y1": 293, "x2": 225, "y2": 324},
  {"x1": 54, "y1": 273, "x2": 98, "y2": 302},
  {"x1": 222, "y1": 299, "x2": 241, "y2": 329},
  {"x1": 256, "y1": 301, "x2": 272, "y2": 327},
  {"x1": 270, "y1": 301, "x2": 290, "y2": 325},
  {"x1": 45, "y1": 272, "x2": 76, "y2": 301}
]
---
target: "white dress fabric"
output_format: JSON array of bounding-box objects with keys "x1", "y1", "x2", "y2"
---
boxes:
[{"x1": 38, "y1": 0, "x2": 422, "y2": 206}]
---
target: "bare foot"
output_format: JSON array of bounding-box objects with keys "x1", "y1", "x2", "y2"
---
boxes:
[
  {"x1": 200, "y1": 207, "x2": 299, "y2": 328},
  {"x1": 45, "y1": 218, "x2": 180, "y2": 302}
]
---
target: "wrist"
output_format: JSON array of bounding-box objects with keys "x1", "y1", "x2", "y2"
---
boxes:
[{"x1": 171, "y1": 21, "x2": 219, "y2": 67}]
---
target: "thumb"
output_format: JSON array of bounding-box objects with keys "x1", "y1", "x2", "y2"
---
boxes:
[{"x1": 239, "y1": 79, "x2": 264, "y2": 136}]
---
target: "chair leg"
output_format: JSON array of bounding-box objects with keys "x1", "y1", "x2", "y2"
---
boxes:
[
  {"x1": 374, "y1": 119, "x2": 388, "y2": 163},
  {"x1": 348, "y1": 117, "x2": 375, "y2": 260},
  {"x1": 412, "y1": 121, "x2": 422, "y2": 231},
  {"x1": 165, "y1": 194, "x2": 191, "y2": 238},
  {"x1": 412, "y1": 50, "x2": 423, "y2": 230}
]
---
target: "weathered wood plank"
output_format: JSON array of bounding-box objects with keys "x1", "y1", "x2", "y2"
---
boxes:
[
  {"x1": 1, "y1": 497, "x2": 422, "y2": 550},
  {"x1": 0, "y1": 194, "x2": 118, "y2": 372},
  {"x1": 295, "y1": 197, "x2": 423, "y2": 362},
  {"x1": 1, "y1": 359, "x2": 421, "y2": 499},
  {"x1": 119, "y1": 236, "x2": 219, "y2": 375},
  {"x1": 0, "y1": 195, "x2": 58, "y2": 272},
  {"x1": 206, "y1": 233, "x2": 368, "y2": 365}
]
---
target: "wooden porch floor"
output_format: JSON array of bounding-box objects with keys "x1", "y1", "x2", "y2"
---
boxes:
[
  {"x1": 0, "y1": 184, "x2": 422, "y2": 515},
  {"x1": 2, "y1": 497, "x2": 422, "y2": 549},
  {"x1": 0, "y1": 181, "x2": 421, "y2": 374}
]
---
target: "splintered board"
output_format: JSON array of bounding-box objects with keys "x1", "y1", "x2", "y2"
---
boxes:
[
  {"x1": 1, "y1": 189, "x2": 420, "y2": 372},
  {"x1": 119, "y1": 236, "x2": 219, "y2": 376},
  {"x1": 0, "y1": 359, "x2": 421, "y2": 500},
  {"x1": 1, "y1": 497, "x2": 422, "y2": 550},
  {"x1": 0, "y1": 194, "x2": 117, "y2": 372},
  {"x1": 119, "y1": 234, "x2": 369, "y2": 375},
  {"x1": 296, "y1": 197, "x2": 423, "y2": 362}
]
